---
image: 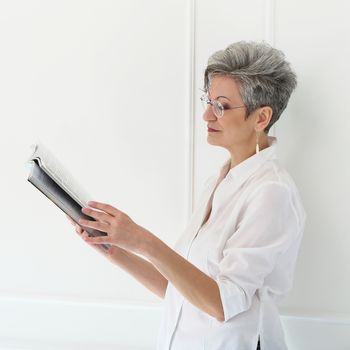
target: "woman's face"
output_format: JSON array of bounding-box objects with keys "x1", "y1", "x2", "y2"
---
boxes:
[{"x1": 202, "y1": 75, "x2": 258, "y2": 150}]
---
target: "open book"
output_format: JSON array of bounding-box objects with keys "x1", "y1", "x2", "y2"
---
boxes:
[{"x1": 25, "y1": 143, "x2": 111, "y2": 251}]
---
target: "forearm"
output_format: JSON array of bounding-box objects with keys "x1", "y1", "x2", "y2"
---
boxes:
[
  {"x1": 113, "y1": 248, "x2": 168, "y2": 300},
  {"x1": 144, "y1": 233, "x2": 225, "y2": 322}
]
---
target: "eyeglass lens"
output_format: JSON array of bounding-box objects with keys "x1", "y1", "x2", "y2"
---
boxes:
[{"x1": 201, "y1": 95, "x2": 223, "y2": 118}]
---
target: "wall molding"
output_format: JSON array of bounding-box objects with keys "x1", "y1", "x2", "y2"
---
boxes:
[
  {"x1": 281, "y1": 310, "x2": 350, "y2": 326},
  {"x1": 1, "y1": 294, "x2": 350, "y2": 349},
  {"x1": 185, "y1": 0, "x2": 196, "y2": 220},
  {"x1": 0, "y1": 294, "x2": 162, "y2": 349},
  {"x1": 264, "y1": 0, "x2": 277, "y2": 138},
  {"x1": 264, "y1": 0, "x2": 275, "y2": 46}
]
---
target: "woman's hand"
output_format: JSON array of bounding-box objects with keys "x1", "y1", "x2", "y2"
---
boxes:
[
  {"x1": 77, "y1": 201, "x2": 152, "y2": 257},
  {"x1": 65, "y1": 214, "x2": 127, "y2": 265}
]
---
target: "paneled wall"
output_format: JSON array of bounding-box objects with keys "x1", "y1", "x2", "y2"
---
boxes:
[{"x1": 0, "y1": 0, "x2": 349, "y2": 348}]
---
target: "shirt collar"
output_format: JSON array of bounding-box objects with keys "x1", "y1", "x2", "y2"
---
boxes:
[{"x1": 217, "y1": 136, "x2": 278, "y2": 186}]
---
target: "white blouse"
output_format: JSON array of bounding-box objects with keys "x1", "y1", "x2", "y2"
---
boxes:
[{"x1": 156, "y1": 136, "x2": 307, "y2": 350}]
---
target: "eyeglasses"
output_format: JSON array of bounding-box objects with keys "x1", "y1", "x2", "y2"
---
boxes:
[{"x1": 200, "y1": 92, "x2": 246, "y2": 119}]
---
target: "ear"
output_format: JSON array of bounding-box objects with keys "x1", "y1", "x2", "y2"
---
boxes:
[{"x1": 255, "y1": 106, "x2": 273, "y2": 131}]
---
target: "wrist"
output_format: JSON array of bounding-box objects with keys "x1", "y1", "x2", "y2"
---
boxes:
[
  {"x1": 107, "y1": 246, "x2": 129, "y2": 266},
  {"x1": 137, "y1": 225, "x2": 161, "y2": 260}
]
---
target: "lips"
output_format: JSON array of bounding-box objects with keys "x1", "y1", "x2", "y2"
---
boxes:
[{"x1": 208, "y1": 127, "x2": 220, "y2": 132}]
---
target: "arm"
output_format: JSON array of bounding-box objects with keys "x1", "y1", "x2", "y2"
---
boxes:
[
  {"x1": 111, "y1": 248, "x2": 168, "y2": 300},
  {"x1": 76, "y1": 207, "x2": 225, "y2": 321},
  {"x1": 66, "y1": 215, "x2": 168, "y2": 300},
  {"x1": 140, "y1": 184, "x2": 298, "y2": 323},
  {"x1": 144, "y1": 235, "x2": 225, "y2": 322},
  {"x1": 77, "y1": 181, "x2": 299, "y2": 324}
]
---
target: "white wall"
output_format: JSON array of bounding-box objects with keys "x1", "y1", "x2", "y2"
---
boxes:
[
  {"x1": 0, "y1": 0, "x2": 349, "y2": 349},
  {"x1": 0, "y1": 0, "x2": 189, "y2": 302},
  {"x1": 274, "y1": 0, "x2": 350, "y2": 316}
]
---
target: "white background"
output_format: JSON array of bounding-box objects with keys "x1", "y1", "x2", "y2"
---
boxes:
[{"x1": 0, "y1": 0, "x2": 349, "y2": 349}]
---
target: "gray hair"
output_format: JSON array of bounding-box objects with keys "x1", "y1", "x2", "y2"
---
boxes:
[{"x1": 203, "y1": 40, "x2": 297, "y2": 134}]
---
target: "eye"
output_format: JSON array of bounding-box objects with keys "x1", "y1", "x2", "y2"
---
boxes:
[{"x1": 216, "y1": 100, "x2": 228, "y2": 110}]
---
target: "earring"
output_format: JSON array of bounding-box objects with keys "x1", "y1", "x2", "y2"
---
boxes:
[{"x1": 255, "y1": 131, "x2": 260, "y2": 154}]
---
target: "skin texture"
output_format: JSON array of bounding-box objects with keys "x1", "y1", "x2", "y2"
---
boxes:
[
  {"x1": 204, "y1": 75, "x2": 272, "y2": 169},
  {"x1": 66, "y1": 75, "x2": 273, "y2": 322}
]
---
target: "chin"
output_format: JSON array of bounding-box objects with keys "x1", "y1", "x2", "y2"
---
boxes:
[{"x1": 207, "y1": 137, "x2": 220, "y2": 146}]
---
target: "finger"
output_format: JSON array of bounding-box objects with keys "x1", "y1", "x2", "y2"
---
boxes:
[
  {"x1": 81, "y1": 207, "x2": 112, "y2": 225},
  {"x1": 66, "y1": 215, "x2": 75, "y2": 225},
  {"x1": 83, "y1": 234, "x2": 112, "y2": 245},
  {"x1": 74, "y1": 224, "x2": 84, "y2": 236},
  {"x1": 76, "y1": 225, "x2": 83, "y2": 235},
  {"x1": 87, "y1": 201, "x2": 120, "y2": 217},
  {"x1": 67, "y1": 216, "x2": 83, "y2": 232},
  {"x1": 78, "y1": 218, "x2": 109, "y2": 232},
  {"x1": 82, "y1": 232, "x2": 108, "y2": 255}
]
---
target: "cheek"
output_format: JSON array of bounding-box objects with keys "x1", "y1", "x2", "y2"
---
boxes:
[
  {"x1": 221, "y1": 119, "x2": 243, "y2": 134},
  {"x1": 220, "y1": 118, "x2": 250, "y2": 144}
]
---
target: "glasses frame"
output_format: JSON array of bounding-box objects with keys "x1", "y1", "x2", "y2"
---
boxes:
[{"x1": 200, "y1": 92, "x2": 246, "y2": 119}]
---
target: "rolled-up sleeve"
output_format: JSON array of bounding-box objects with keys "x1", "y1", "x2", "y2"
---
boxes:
[{"x1": 215, "y1": 182, "x2": 300, "y2": 322}]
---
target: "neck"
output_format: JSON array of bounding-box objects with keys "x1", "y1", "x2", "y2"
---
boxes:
[{"x1": 229, "y1": 134, "x2": 270, "y2": 169}]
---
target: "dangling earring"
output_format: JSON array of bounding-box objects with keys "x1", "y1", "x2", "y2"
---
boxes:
[{"x1": 255, "y1": 130, "x2": 260, "y2": 154}]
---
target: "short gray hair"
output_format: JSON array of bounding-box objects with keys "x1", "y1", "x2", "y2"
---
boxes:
[{"x1": 203, "y1": 40, "x2": 297, "y2": 134}]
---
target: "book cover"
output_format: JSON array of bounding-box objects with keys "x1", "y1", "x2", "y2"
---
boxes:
[{"x1": 26, "y1": 143, "x2": 111, "y2": 251}]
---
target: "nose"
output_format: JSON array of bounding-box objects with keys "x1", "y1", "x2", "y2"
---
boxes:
[{"x1": 202, "y1": 105, "x2": 217, "y2": 122}]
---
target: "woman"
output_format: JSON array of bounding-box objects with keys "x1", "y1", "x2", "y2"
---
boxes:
[{"x1": 67, "y1": 40, "x2": 306, "y2": 350}]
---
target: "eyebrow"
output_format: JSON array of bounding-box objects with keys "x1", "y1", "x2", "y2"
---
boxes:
[
  {"x1": 208, "y1": 94, "x2": 231, "y2": 101},
  {"x1": 216, "y1": 96, "x2": 231, "y2": 101}
]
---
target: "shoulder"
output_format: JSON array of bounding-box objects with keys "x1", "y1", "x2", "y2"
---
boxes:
[
  {"x1": 244, "y1": 159, "x2": 307, "y2": 229},
  {"x1": 247, "y1": 159, "x2": 299, "y2": 195}
]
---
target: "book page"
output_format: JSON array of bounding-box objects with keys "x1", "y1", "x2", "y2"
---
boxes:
[{"x1": 27, "y1": 143, "x2": 93, "y2": 208}]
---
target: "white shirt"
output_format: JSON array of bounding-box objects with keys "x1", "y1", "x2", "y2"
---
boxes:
[{"x1": 156, "y1": 136, "x2": 307, "y2": 350}]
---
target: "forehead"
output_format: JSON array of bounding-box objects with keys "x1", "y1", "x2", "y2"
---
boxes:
[{"x1": 208, "y1": 75, "x2": 241, "y2": 98}]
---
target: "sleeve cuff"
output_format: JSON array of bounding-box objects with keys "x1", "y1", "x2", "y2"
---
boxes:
[{"x1": 216, "y1": 276, "x2": 250, "y2": 322}]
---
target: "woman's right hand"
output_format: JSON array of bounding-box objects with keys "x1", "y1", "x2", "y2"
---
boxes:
[{"x1": 65, "y1": 214, "x2": 127, "y2": 265}]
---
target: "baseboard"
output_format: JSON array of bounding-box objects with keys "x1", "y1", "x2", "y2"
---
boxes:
[
  {"x1": 1, "y1": 294, "x2": 349, "y2": 350},
  {"x1": 0, "y1": 294, "x2": 162, "y2": 350},
  {"x1": 280, "y1": 310, "x2": 350, "y2": 350}
]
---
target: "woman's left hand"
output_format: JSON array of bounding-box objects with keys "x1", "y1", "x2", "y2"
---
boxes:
[{"x1": 78, "y1": 201, "x2": 151, "y2": 256}]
